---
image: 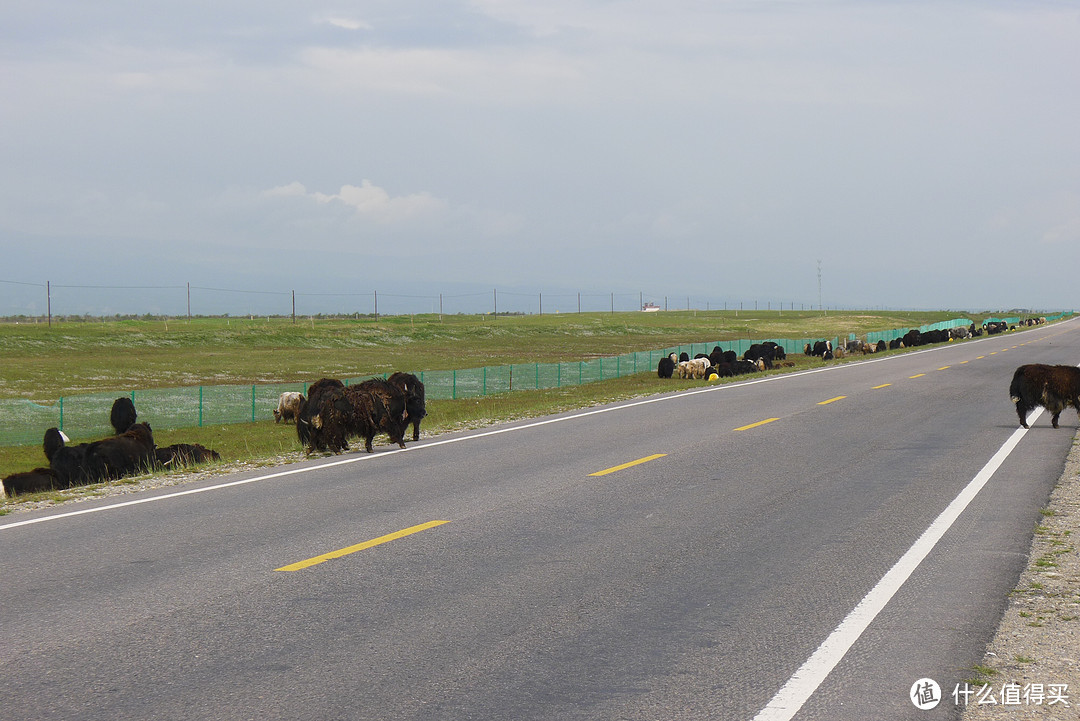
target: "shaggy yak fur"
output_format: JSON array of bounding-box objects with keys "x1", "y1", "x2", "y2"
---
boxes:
[
  {"x1": 273, "y1": 391, "x2": 305, "y2": 424},
  {"x1": 343, "y1": 379, "x2": 409, "y2": 453},
  {"x1": 387, "y1": 372, "x2": 427, "y2": 442},
  {"x1": 43, "y1": 423, "x2": 156, "y2": 487},
  {"x1": 82, "y1": 422, "x2": 156, "y2": 482},
  {"x1": 296, "y1": 378, "x2": 347, "y2": 453},
  {"x1": 1010, "y1": 364, "x2": 1080, "y2": 429},
  {"x1": 299, "y1": 377, "x2": 410, "y2": 455},
  {"x1": 156, "y1": 443, "x2": 221, "y2": 468}
]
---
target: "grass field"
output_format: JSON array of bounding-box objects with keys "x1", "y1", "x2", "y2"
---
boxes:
[{"x1": 0, "y1": 309, "x2": 1009, "y2": 508}]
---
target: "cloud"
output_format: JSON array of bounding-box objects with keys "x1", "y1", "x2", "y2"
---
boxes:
[
  {"x1": 264, "y1": 180, "x2": 447, "y2": 224},
  {"x1": 320, "y1": 17, "x2": 372, "y2": 32}
]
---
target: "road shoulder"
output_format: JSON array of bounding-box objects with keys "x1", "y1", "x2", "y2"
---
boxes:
[{"x1": 961, "y1": 434, "x2": 1080, "y2": 718}]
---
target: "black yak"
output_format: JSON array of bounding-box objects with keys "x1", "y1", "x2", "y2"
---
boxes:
[
  {"x1": 110, "y1": 396, "x2": 138, "y2": 434},
  {"x1": 744, "y1": 344, "x2": 776, "y2": 369},
  {"x1": 297, "y1": 378, "x2": 347, "y2": 453},
  {"x1": 44, "y1": 427, "x2": 92, "y2": 487},
  {"x1": 82, "y1": 422, "x2": 156, "y2": 482},
  {"x1": 155, "y1": 443, "x2": 221, "y2": 468},
  {"x1": 347, "y1": 379, "x2": 409, "y2": 453},
  {"x1": 1010, "y1": 364, "x2": 1080, "y2": 429},
  {"x1": 2, "y1": 467, "x2": 62, "y2": 497},
  {"x1": 657, "y1": 355, "x2": 676, "y2": 379},
  {"x1": 387, "y1": 372, "x2": 427, "y2": 442},
  {"x1": 300, "y1": 378, "x2": 409, "y2": 455}
]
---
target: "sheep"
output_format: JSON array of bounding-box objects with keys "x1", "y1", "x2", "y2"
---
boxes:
[{"x1": 677, "y1": 357, "x2": 711, "y2": 379}]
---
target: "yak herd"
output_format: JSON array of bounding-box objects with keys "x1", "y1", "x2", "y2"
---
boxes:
[
  {"x1": 656, "y1": 321, "x2": 1043, "y2": 382},
  {"x1": 291, "y1": 372, "x2": 426, "y2": 455},
  {"x1": 2, "y1": 397, "x2": 219, "y2": 498},
  {"x1": 2, "y1": 372, "x2": 428, "y2": 498},
  {"x1": 4, "y1": 317, "x2": 1072, "y2": 499}
]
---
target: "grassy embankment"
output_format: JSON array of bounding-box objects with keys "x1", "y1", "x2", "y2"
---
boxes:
[{"x1": 0, "y1": 309, "x2": 988, "y2": 508}]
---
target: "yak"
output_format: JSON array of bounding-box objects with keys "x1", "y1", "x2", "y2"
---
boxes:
[
  {"x1": 347, "y1": 378, "x2": 409, "y2": 452},
  {"x1": 657, "y1": 354, "x2": 676, "y2": 379},
  {"x1": 1010, "y1": 364, "x2": 1080, "y2": 429},
  {"x1": 387, "y1": 372, "x2": 427, "y2": 442},
  {"x1": 82, "y1": 422, "x2": 156, "y2": 482},
  {"x1": 156, "y1": 443, "x2": 221, "y2": 468},
  {"x1": 2, "y1": 467, "x2": 62, "y2": 497},
  {"x1": 273, "y1": 391, "x2": 304, "y2": 424},
  {"x1": 110, "y1": 396, "x2": 138, "y2": 434},
  {"x1": 296, "y1": 378, "x2": 347, "y2": 453},
  {"x1": 44, "y1": 427, "x2": 92, "y2": 487},
  {"x1": 305, "y1": 378, "x2": 408, "y2": 455}
]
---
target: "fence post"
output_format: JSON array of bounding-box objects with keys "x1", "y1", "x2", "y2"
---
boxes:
[
  {"x1": 535, "y1": 363, "x2": 539, "y2": 389},
  {"x1": 59, "y1": 396, "x2": 63, "y2": 431},
  {"x1": 199, "y1": 386, "x2": 204, "y2": 427},
  {"x1": 453, "y1": 370, "x2": 457, "y2": 400},
  {"x1": 482, "y1": 367, "x2": 487, "y2": 396},
  {"x1": 251, "y1": 385, "x2": 256, "y2": 422}
]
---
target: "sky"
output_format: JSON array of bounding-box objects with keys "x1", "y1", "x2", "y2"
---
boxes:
[{"x1": 1, "y1": 1, "x2": 1078, "y2": 317}]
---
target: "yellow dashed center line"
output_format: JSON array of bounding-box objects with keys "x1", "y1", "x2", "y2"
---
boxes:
[
  {"x1": 735, "y1": 418, "x2": 780, "y2": 431},
  {"x1": 818, "y1": 396, "x2": 846, "y2": 405},
  {"x1": 276, "y1": 520, "x2": 450, "y2": 572},
  {"x1": 589, "y1": 453, "x2": 667, "y2": 476},
  {"x1": 909, "y1": 373, "x2": 926, "y2": 379},
  {"x1": 873, "y1": 383, "x2": 891, "y2": 389},
  {"x1": 938, "y1": 366, "x2": 950, "y2": 371}
]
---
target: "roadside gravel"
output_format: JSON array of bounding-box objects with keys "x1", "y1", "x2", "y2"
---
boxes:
[{"x1": 961, "y1": 435, "x2": 1080, "y2": 719}]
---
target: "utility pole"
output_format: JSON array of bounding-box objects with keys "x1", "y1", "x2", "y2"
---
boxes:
[{"x1": 817, "y1": 259, "x2": 823, "y2": 313}]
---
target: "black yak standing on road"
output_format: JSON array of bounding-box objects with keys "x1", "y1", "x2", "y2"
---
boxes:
[{"x1": 1010, "y1": 364, "x2": 1080, "y2": 429}]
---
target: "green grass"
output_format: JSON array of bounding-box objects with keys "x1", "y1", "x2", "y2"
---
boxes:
[
  {"x1": 0, "y1": 310, "x2": 984, "y2": 400},
  {"x1": 0, "y1": 309, "x2": 1016, "y2": 508}
]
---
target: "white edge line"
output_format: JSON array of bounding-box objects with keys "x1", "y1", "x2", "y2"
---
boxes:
[
  {"x1": 0, "y1": 367, "x2": 823, "y2": 531},
  {"x1": 751, "y1": 407, "x2": 1044, "y2": 721},
  {"x1": 1, "y1": 326, "x2": 1060, "y2": 532}
]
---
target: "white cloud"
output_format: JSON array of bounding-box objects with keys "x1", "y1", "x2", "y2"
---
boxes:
[
  {"x1": 321, "y1": 17, "x2": 372, "y2": 32},
  {"x1": 264, "y1": 180, "x2": 448, "y2": 224}
]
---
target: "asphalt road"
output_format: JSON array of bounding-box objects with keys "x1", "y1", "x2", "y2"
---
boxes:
[{"x1": 3, "y1": 319, "x2": 1078, "y2": 720}]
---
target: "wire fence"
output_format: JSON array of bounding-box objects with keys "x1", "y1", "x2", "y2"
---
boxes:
[
  {"x1": 2, "y1": 313, "x2": 1070, "y2": 449},
  {"x1": 0, "y1": 277, "x2": 980, "y2": 320},
  {"x1": 0, "y1": 336, "x2": 820, "y2": 448}
]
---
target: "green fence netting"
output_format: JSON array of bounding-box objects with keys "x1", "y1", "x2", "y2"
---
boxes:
[{"x1": 3, "y1": 313, "x2": 1070, "y2": 448}]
